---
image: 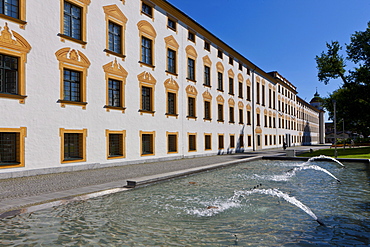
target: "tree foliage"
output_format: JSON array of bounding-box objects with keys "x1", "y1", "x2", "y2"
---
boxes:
[{"x1": 316, "y1": 22, "x2": 370, "y2": 136}]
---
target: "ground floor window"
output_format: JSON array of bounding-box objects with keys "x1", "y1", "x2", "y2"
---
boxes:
[
  {"x1": 218, "y1": 134, "x2": 224, "y2": 149},
  {"x1": 60, "y1": 128, "x2": 87, "y2": 163},
  {"x1": 188, "y1": 134, "x2": 196, "y2": 152},
  {"x1": 230, "y1": 135, "x2": 235, "y2": 148},
  {"x1": 106, "y1": 130, "x2": 126, "y2": 159},
  {"x1": 239, "y1": 134, "x2": 244, "y2": 148},
  {"x1": 0, "y1": 127, "x2": 26, "y2": 168},
  {"x1": 205, "y1": 134, "x2": 212, "y2": 150},
  {"x1": 167, "y1": 133, "x2": 178, "y2": 153},
  {"x1": 141, "y1": 131, "x2": 155, "y2": 156}
]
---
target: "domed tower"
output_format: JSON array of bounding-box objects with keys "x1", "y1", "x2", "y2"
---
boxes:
[{"x1": 310, "y1": 89, "x2": 325, "y2": 144}]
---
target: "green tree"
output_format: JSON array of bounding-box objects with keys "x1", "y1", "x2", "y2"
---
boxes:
[{"x1": 316, "y1": 22, "x2": 370, "y2": 136}]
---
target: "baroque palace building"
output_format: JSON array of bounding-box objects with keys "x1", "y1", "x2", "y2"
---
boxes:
[{"x1": 0, "y1": 0, "x2": 324, "y2": 176}]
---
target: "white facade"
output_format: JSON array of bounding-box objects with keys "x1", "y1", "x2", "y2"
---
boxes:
[{"x1": 0, "y1": 0, "x2": 322, "y2": 177}]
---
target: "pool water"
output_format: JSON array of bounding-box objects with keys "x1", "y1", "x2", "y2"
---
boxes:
[{"x1": 1, "y1": 159, "x2": 369, "y2": 246}]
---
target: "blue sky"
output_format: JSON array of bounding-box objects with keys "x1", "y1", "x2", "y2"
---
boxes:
[{"x1": 166, "y1": 0, "x2": 370, "y2": 119}]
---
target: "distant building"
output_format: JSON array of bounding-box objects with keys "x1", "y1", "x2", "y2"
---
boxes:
[{"x1": 0, "y1": 0, "x2": 323, "y2": 177}]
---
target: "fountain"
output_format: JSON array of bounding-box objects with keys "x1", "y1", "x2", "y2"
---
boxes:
[
  {"x1": 308, "y1": 155, "x2": 345, "y2": 167},
  {"x1": 0, "y1": 159, "x2": 368, "y2": 246}
]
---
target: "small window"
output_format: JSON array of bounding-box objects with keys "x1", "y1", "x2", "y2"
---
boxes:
[
  {"x1": 167, "y1": 48, "x2": 176, "y2": 74},
  {"x1": 188, "y1": 31, "x2": 195, "y2": 42},
  {"x1": 108, "y1": 21, "x2": 122, "y2": 54},
  {"x1": 141, "y1": 133, "x2": 154, "y2": 155},
  {"x1": 63, "y1": 1, "x2": 82, "y2": 40},
  {"x1": 204, "y1": 41, "x2": 210, "y2": 51},
  {"x1": 204, "y1": 65, "x2": 210, "y2": 86},
  {"x1": 188, "y1": 97, "x2": 196, "y2": 118},
  {"x1": 167, "y1": 134, "x2": 177, "y2": 153},
  {"x1": 141, "y1": 2, "x2": 152, "y2": 17},
  {"x1": 229, "y1": 57, "x2": 233, "y2": 65},
  {"x1": 230, "y1": 135, "x2": 235, "y2": 148},
  {"x1": 247, "y1": 67, "x2": 251, "y2": 75},
  {"x1": 187, "y1": 58, "x2": 195, "y2": 81},
  {"x1": 141, "y1": 36, "x2": 153, "y2": 65},
  {"x1": 167, "y1": 17, "x2": 176, "y2": 31},
  {"x1": 189, "y1": 134, "x2": 196, "y2": 151},
  {"x1": 218, "y1": 135, "x2": 224, "y2": 149},
  {"x1": 0, "y1": 127, "x2": 26, "y2": 168},
  {"x1": 205, "y1": 134, "x2": 211, "y2": 150},
  {"x1": 217, "y1": 49, "x2": 223, "y2": 59},
  {"x1": 238, "y1": 63, "x2": 243, "y2": 71}
]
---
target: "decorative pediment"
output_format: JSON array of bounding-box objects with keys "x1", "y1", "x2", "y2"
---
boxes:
[
  {"x1": 228, "y1": 69, "x2": 234, "y2": 77},
  {"x1": 256, "y1": 107, "x2": 261, "y2": 114},
  {"x1": 246, "y1": 104, "x2": 251, "y2": 110},
  {"x1": 186, "y1": 85, "x2": 198, "y2": 96},
  {"x1": 228, "y1": 97, "x2": 235, "y2": 106},
  {"x1": 137, "y1": 20, "x2": 157, "y2": 38},
  {"x1": 246, "y1": 79, "x2": 251, "y2": 86},
  {"x1": 103, "y1": 59, "x2": 128, "y2": 78},
  {"x1": 262, "y1": 79, "x2": 266, "y2": 85},
  {"x1": 202, "y1": 55, "x2": 212, "y2": 66},
  {"x1": 103, "y1": 5, "x2": 127, "y2": 24},
  {"x1": 202, "y1": 90, "x2": 212, "y2": 100},
  {"x1": 164, "y1": 77, "x2": 179, "y2": 91},
  {"x1": 264, "y1": 109, "x2": 268, "y2": 114},
  {"x1": 137, "y1": 71, "x2": 156, "y2": 85},
  {"x1": 255, "y1": 126, "x2": 262, "y2": 134},
  {"x1": 256, "y1": 76, "x2": 261, "y2": 82},
  {"x1": 216, "y1": 95, "x2": 224, "y2": 103},
  {"x1": 238, "y1": 101, "x2": 244, "y2": 108},
  {"x1": 185, "y1": 45, "x2": 197, "y2": 58},
  {"x1": 164, "y1": 35, "x2": 179, "y2": 49},
  {"x1": 216, "y1": 61, "x2": 224, "y2": 72},
  {"x1": 55, "y1": 48, "x2": 90, "y2": 68},
  {"x1": 269, "y1": 110, "x2": 272, "y2": 116},
  {"x1": 238, "y1": 73, "x2": 244, "y2": 82},
  {"x1": 0, "y1": 23, "x2": 31, "y2": 54}
]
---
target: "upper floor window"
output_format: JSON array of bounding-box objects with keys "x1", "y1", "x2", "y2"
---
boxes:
[
  {"x1": 188, "y1": 31, "x2": 195, "y2": 42},
  {"x1": 167, "y1": 48, "x2": 176, "y2": 74},
  {"x1": 108, "y1": 21, "x2": 122, "y2": 54},
  {"x1": 64, "y1": 1, "x2": 82, "y2": 40},
  {"x1": 141, "y1": 36, "x2": 152, "y2": 65},
  {"x1": 187, "y1": 58, "x2": 195, "y2": 81},
  {"x1": 167, "y1": 17, "x2": 176, "y2": 31},
  {"x1": 204, "y1": 65, "x2": 210, "y2": 87},
  {"x1": 217, "y1": 72, "x2": 223, "y2": 91},
  {"x1": 63, "y1": 69, "x2": 81, "y2": 102},
  {"x1": 204, "y1": 41, "x2": 210, "y2": 51},
  {"x1": 108, "y1": 79, "x2": 121, "y2": 107},
  {"x1": 141, "y1": 2, "x2": 152, "y2": 17},
  {"x1": 0, "y1": 0, "x2": 18, "y2": 19},
  {"x1": 229, "y1": 57, "x2": 233, "y2": 65},
  {"x1": 0, "y1": 54, "x2": 18, "y2": 95},
  {"x1": 217, "y1": 49, "x2": 223, "y2": 59}
]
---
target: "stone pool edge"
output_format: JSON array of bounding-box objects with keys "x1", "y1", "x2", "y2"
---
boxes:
[{"x1": 0, "y1": 156, "x2": 262, "y2": 219}]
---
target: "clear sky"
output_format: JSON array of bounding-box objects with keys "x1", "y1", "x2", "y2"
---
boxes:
[{"x1": 166, "y1": 0, "x2": 370, "y2": 119}]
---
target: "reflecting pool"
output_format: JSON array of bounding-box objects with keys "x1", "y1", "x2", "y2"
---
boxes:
[{"x1": 1, "y1": 159, "x2": 369, "y2": 246}]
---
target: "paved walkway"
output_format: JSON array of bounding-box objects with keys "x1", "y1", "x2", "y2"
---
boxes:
[{"x1": 0, "y1": 145, "x2": 328, "y2": 217}]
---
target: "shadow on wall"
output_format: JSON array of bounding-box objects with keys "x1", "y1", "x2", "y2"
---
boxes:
[{"x1": 302, "y1": 121, "x2": 312, "y2": 146}]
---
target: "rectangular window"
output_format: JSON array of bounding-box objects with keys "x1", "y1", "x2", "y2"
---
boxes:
[
  {"x1": 269, "y1": 88, "x2": 272, "y2": 108},
  {"x1": 0, "y1": 0, "x2": 19, "y2": 18},
  {"x1": 204, "y1": 41, "x2": 210, "y2": 51},
  {"x1": 247, "y1": 111, "x2": 251, "y2": 125},
  {"x1": 0, "y1": 132, "x2": 17, "y2": 165},
  {"x1": 63, "y1": 69, "x2": 81, "y2": 102},
  {"x1": 239, "y1": 109, "x2": 243, "y2": 124},
  {"x1": 167, "y1": 92, "x2": 176, "y2": 115},
  {"x1": 257, "y1": 113, "x2": 260, "y2": 126},
  {"x1": 187, "y1": 58, "x2": 195, "y2": 81},
  {"x1": 108, "y1": 79, "x2": 121, "y2": 107},
  {"x1": 262, "y1": 85, "x2": 265, "y2": 106},
  {"x1": 230, "y1": 135, "x2": 235, "y2": 148},
  {"x1": 141, "y1": 2, "x2": 152, "y2": 17},
  {"x1": 64, "y1": 133, "x2": 83, "y2": 161},
  {"x1": 168, "y1": 134, "x2": 177, "y2": 153},
  {"x1": 142, "y1": 133, "x2": 154, "y2": 155},
  {"x1": 217, "y1": 104, "x2": 223, "y2": 122},
  {"x1": 188, "y1": 134, "x2": 196, "y2": 151},
  {"x1": 264, "y1": 115, "x2": 268, "y2": 127},
  {"x1": 204, "y1": 101, "x2": 211, "y2": 120},
  {"x1": 141, "y1": 36, "x2": 152, "y2": 65},
  {"x1": 248, "y1": 135, "x2": 252, "y2": 147},
  {"x1": 247, "y1": 67, "x2": 251, "y2": 75},
  {"x1": 229, "y1": 106, "x2": 234, "y2": 123},
  {"x1": 217, "y1": 72, "x2": 223, "y2": 91},
  {"x1": 188, "y1": 97, "x2": 196, "y2": 118},
  {"x1": 205, "y1": 134, "x2": 211, "y2": 150},
  {"x1": 141, "y1": 86, "x2": 152, "y2": 111},
  {"x1": 108, "y1": 21, "x2": 122, "y2": 54},
  {"x1": 247, "y1": 85, "x2": 251, "y2": 101},
  {"x1": 108, "y1": 133, "x2": 123, "y2": 158},
  {"x1": 228, "y1": 77, "x2": 234, "y2": 95},
  {"x1": 239, "y1": 134, "x2": 244, "y2": 148},
  {"x1": 218, "y1": 135, "x2": 224, "y2": 149},
  {"x1": 64, "y1": 1, "x2": 81, "y2": 40},
  {"x1": 167, "y1": 48, "x2": 176, "y2": 74},
  {"x1": 167, "y1": 18, "x2": 176, "y2": 31},
  {"x1": 0, "y1": 54, "x2": 18, "y2": 95},
  {"x1": 239, "y1": 63, "x2": 243, "y2": 71},
  {"x1": 229, "y1": 57, "x2": 233, "y2": 65},
  {"x1": 256, "y1": 82, "x2": 260, "y2": 104},
  {"x1": 188, "y1": 31, "x2": 195, "y2": 42},
  {"x1": 238, "y1": 81, "x2": 243, "y2": 98},
  {"x1": 217, "y1": 49, "x2": 223, "y2": 59},
  {"x1": 204, "y1": 65, "x2": 210, "y2": 86}
]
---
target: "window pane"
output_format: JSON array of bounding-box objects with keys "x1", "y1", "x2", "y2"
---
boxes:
[
  {"x1": 167, "y1": 92, "x2": 176, "y2": 114},
  {"x1": 167, "y1": 49, "x2": 176, "y2": 73},
  {"x1": 142, "y1": 86, "x2": 151, "y2": 111},
  {"x1": 141, "y1": 37, "x2": 152, "y2": 65},
  {"x1": 108, "y1": 21, "x2": 122, "y2": 54},
  {"x1": 142, "y1": 134, "x2": 153, "y2": 154},
  {"x1": 64, "y1": 2, "x2": 81, "y2": 40},
  {"x1": 168, "y1": 134, "x2": 177, "y2": 153},
  {"x1": 64, "y1": 133, "x2": 82, "y2": 160},
  {"x1": 109, "y1": 134, "x2": 123, "y2": 157},
  {"x1": 1, "y1": 0, "x2": 19, "y2": 18},
  {"x1": 0, "y1": 132, "x2": 17, "y2": 164},
  {"x1": 108, "y1": 79, "x2": 121, "y2": 107},
  {"x1": 0, "y1": 54, "x2": 18, "y2": 94},
  {"x1": 63, "y1": 69, "x2": 80, "y2": 102}
]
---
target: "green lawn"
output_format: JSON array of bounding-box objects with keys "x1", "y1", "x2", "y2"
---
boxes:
[{"x1": 298, "y1": 147, "x2": 370, "y2": 159}]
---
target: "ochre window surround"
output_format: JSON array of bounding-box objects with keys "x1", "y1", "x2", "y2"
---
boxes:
[
  {"x1": 0, "y1": 23, "x2": 31, "y2": 103},
  {"x1": 0, "y1": 0, "x2": 27, "y2": 28},
  {"x1": 59, "y1": 128, "x2": 87, "y2": 164},
  {"x1": 103, "y1": 59, "x2": 128, "y2": 113},
  {"x1": 59, "y1": 0, "x2": 91, "y2": 47},
  {"x1": 204, "y1": 133, "x2": 212, "y2": 150},
  {"x1": 138, "y1": 71, "x2": 156, "y2": 116},
  {"x1": 164, "y1": 77, "x2": 179, "y2": 118},
  {"x1": 55, "y1": 47, "x2": 91, "y2": 109},
  {"x1": 137, "y1": 20, "x2": 156, "y2": 69},
  {"x1": 0, "y1": 127, "x2": 27, "y2": 169},
  {"x1": 188, "y1": 132, "x2": 197, "y2": 152},
  {"x1": 105, "y1": 129, "x2": 126, "y2": 159},
  {"x1": 186, "y1": 84, "x2": 197, "y2": 119},
  {"x1": 164, "y1": 35, "x2": 179, "y2": 76},
  {"x1": 103, "y1": 4, "x2": 127, "y2": 60},
  {"x1": 166, "y1": 131, "x2": 178, "y2": 154}
]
